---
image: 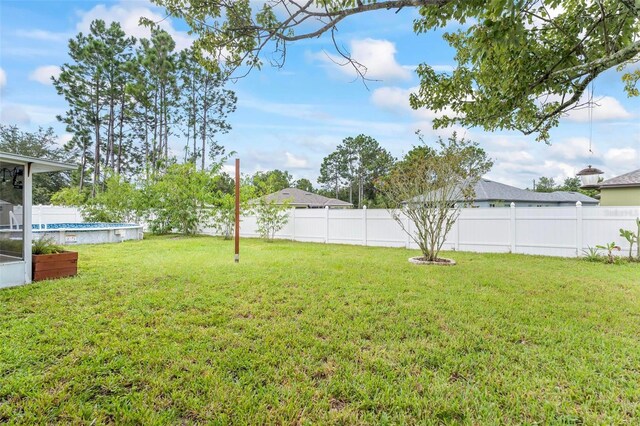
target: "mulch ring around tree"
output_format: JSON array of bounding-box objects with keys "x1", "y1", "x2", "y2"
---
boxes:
[{"x1": 408, "y1": 256, "x2": 456, "y2": 266}]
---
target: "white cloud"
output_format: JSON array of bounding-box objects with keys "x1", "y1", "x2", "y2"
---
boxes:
[
  {"x1": 59, "y1": 133, "x2": 74, "y2": 146},
  {"x1": 76, "y1": 1, "x2": 193, "y2": 51},
  {"x1": 313, "y1": 38, "x2": 411, "y2": 81},
  {"x1": 0, "y1": 103, "x2": 61, "y2": 126},
  {"x1": 0, "y1": 68, "x2": 6, "y2": 89},
  {"x1": 604, "y1": 147, "x2": 639, "y2": 172},
  {"x1": 565, "y1": 96, "x2": 633, "y2": 122},
  {"x1": 431, "y1": 64, "x2": 455, "y2": 72},
  {"x1": 14, "y1": 29, "x2": 70, "y2": 43},
  {"x1": 492, "y1": 150, "x2": 535, "y2": 164},
  {"x1": 29, "y1": 65, "x2": 62, "y2": 85},
  {"x1": 548, "y1": 137, "x2": 597, "y2": 161},
  {"x1": 498, "y1": 159, "x2": 577, "y2": 185},
  {"x1": 371, "y1": 85, "x2": 454, "y2": 121},
  {"x1": 0, "y1": 105, "x2": 31, "y2": 125},
  {"x1": 284, "y1": 152, "x2": 309, "y2": 169}
]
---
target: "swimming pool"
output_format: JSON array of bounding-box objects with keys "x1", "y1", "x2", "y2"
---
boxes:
[{"x1": 33, "y1": 222, "x2": 143, "y2": 245}]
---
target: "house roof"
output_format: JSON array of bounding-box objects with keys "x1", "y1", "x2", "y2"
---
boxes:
[
  {"x1": 474, "y1": 179, "x2": 599, "y2": 204},
  {"x1": 0, "y1": 151, "x2": 76, "y2": 173},
  {"x1": 257, "y1": 187, "x2": 353, "y2": 208},
  {"x1": 413, "y1": 179, "x2": 598, "y2": 204},
  {"x1": 599, "y1": 169, "x2": 640, "y2": 188}
]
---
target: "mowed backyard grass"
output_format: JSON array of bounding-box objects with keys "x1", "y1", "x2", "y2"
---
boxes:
[{"x1": 1, "y1": 236, "x2": 639, "y2": 424}]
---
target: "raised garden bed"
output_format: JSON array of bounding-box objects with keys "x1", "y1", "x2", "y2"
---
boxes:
[{"x1": 32, "y1": 251, "x2": 78, "y2": 281}]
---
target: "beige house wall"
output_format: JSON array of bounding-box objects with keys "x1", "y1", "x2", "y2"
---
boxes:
[{"x1": 600, "y1": 187, "x2": 640, "y2": 206}]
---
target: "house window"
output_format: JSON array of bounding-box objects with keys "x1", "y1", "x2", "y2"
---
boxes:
[{"x1": 489, "y1": 203, "x2": 496, "y2": 208}]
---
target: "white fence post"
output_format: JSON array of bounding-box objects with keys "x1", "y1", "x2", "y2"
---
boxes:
[
  {"x1": 325, "y1": 206, "x2": 329, "y2": 243},
  {"x1": 405, "y1": 214, "x2": 411, "y2": 249},
  {"x1": 454, "y1": 204, "x2": 460, "y2": 251},
  {"x1": 362, "y1": 205, "x2": 367, "y2": 246},
  {"x1": 510, "y1": 202, "x2": 516, "y2": 253},
  {"x1": 291, "y1": 208, "x2": 296, "y2": 241},
  {"x1": 576, "y1": 201, "x2": 583, "y2": 256}
]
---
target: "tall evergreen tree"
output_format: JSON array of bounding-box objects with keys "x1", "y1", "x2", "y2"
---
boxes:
[{"x1": 319, "y1": 135, "x2": 395, "y2": 207}]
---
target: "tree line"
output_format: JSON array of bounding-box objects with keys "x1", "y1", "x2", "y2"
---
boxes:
[{"x1": 53, "y1": 19, "x2": 236, "y2": 196}]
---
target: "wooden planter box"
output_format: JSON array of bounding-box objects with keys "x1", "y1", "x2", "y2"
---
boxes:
[{"x1": 32, "y1": 251, "x2": 78, "y2": 282}]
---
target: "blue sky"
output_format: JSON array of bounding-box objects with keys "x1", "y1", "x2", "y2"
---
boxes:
[{"x1": 1, "y1": 0, "x2": 638, "y2": 189}]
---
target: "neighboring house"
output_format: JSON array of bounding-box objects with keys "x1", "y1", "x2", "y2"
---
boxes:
[
  {"x1": 470, "y1": 179, "x2": 599, "y2": 207},
  {"x1": 254, "y1": 188, "x2": 353, "y2": 209},
  {"x1": 598, "y1": 169, "x2": 640, "y2": 206}
]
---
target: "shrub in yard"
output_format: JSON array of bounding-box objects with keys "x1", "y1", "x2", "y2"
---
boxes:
[
  {"x1": 582, "y1": 246, "x2": 603, "y2": 262},
  {"x1": 51, "y1": 187, "x2": 90, "y2": 207},
  {"x1": 379, "y1": 133, "x2": 492, "y2": 262},
  {"x1": 82, "y1": 171, "x2": 141, "y2": 223},
  {"x1": 144, "y1": 163, "x2": 218, "y2": 235},
  {"x1": 619, "y1": 218, "x2": 640, "y2": 261},
  {"x1": 210, "y1": 184, "x2": 255, "y2": 240},
  {"x1": 596, "y1": 242, "x2": 621, "y2": 264},
  {"x1": 32, "y1": 236, "x2": 65, "y2": 255},
  {"x1": 254, "y1": 198, "x2": 290, "y2": 242}
]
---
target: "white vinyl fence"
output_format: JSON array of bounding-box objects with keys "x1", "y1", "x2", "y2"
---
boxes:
[
  {"x1": 32, "y1": 205, "x2": 83, "y2": 226},
  {"x1": 32, "y1": 204, "x2": 640, "y2": 258},
  {"x1": 201, "y1": 203, "x2": 640, "y2": 258},
  {"x1": 10, "y1": 205, "x2": 83, "y2": 227}
]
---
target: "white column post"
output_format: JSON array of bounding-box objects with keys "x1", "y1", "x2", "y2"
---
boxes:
[
  {"x1": 324, "y1": 206, "x2": 329, "y2": 244},
  {"x1": 576, "y1": 201, "x2": 583, "y2": 257},
  {"x1": 23, "y1": 163, "x2": 33, "y2": 284},
  {"x1": 510, "y1": 202, "x2": 516, "y2": 253},
  {"x1": 362, "y1": 205, "x2": 367, "y2": 246}
]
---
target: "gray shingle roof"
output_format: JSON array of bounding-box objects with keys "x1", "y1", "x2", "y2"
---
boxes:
[
  {"x1": 474, "y1": 179, "x2": 598, "y2": 204},
  {"x1": 258, "y1": 188, "x2": 353, "y2": 208},
  {"x1": 599, "y1": 169, "x2": 640, "y2": 188}
]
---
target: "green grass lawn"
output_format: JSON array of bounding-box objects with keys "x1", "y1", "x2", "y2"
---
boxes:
[{"x1": 1, "y1": 236, "x2": 639, "y2": 424}]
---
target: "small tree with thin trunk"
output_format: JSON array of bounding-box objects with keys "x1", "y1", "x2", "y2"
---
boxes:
[
  {"x1": 254, "y1": 197, "x2": 291, "y2": 242},
  {"x1": 379, "y1": 133, "x2": 493, "y2": 262}
]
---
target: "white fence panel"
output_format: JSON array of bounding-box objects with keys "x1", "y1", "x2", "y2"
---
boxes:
[
  {"x1": 292, "y1": 209, "x2": 327, "y2": 243},
  {"x1": 582, "y1": 207, "x2": 640, "y2": 253},
  {"x1": 31, "y1": 205, "x2": 83, "y2": 225},
  {"x1": 327, "y1": 209, "x2": 365, "y2": 245},
  {"x1": 39, "y1": 204, "x2": 640, "y2": 258},
  {"x1": 514, "y1": 207, "x2": 578, "y2": 257},
  {"x1": 236, "y1": 205, "x2": 640, "y2": 258},
  {"x1": 239, "y1": 214, "x2": 260, "y2": 238},
  {"x1": 365, "y1": 209, "x2": 406, "y2": 247},
  {"x1": 455, "y1": 208, "x2": 511, "y2": 253}
]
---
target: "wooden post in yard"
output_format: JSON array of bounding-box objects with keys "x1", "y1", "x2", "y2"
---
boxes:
[{"x1": 235, "y1": 158, "x2": 240, "y2": 263}]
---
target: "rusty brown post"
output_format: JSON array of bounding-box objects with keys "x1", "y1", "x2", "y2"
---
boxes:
[{"x1": 235, "y1": 158, "x2": 240, "y2": 263}]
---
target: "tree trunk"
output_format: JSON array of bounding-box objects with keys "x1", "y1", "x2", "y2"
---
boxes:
[
  {"x1": 79, "y1": 137, "x2": 88, "y2": 191},
  {"x1": 107, "y1": 86, "x2": 115, "y2": 171},
  {"x1": 92, "y1": 75, "x2": 101, "y2": 198},
  {"x1": 117, "y1": 90, "x2": 125, "y2": 174},
  {"x1": 144, "y1": 104, "x2": 149, "y2": 180},
  {"x1": 152, "y1": 85, "x2": 158, "y2": 174},
  {"x1": 192, "y1": 77, "x2": 197, "y2": 163},
  {"x1": 164, "y1": 85, "x2": 169, "y2": 164},
  {"x1": 201, "y1": 81, "x2": 208, "y2": 172}
]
